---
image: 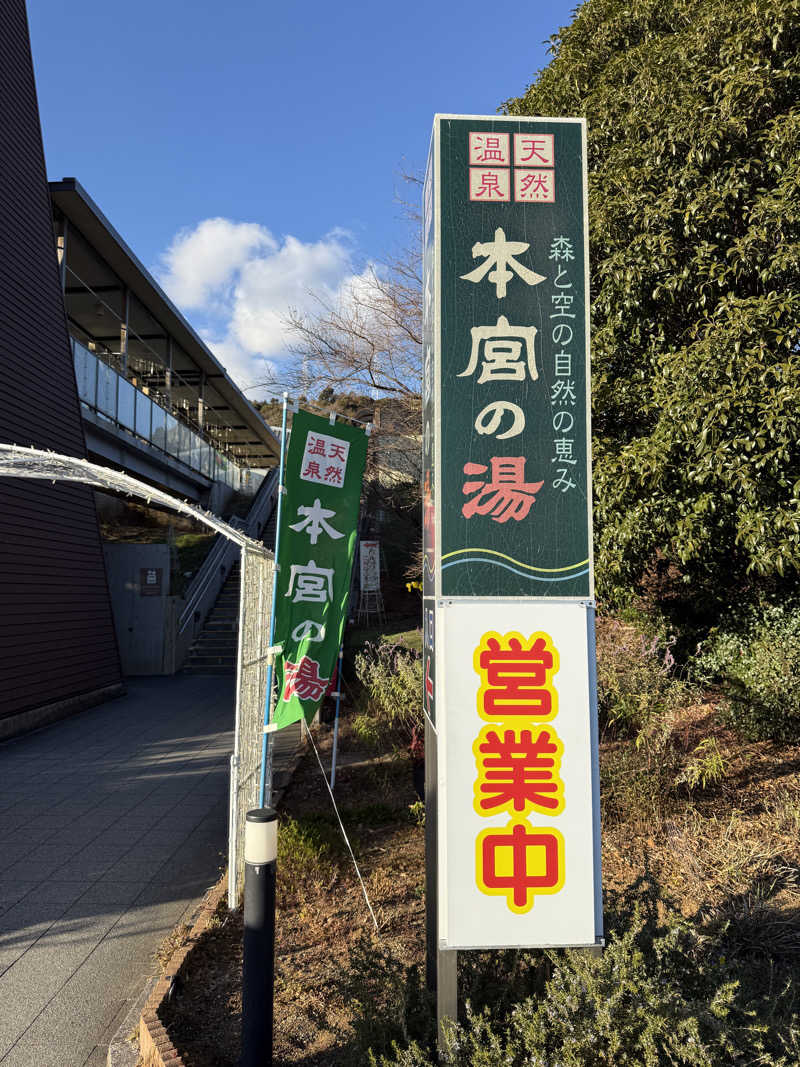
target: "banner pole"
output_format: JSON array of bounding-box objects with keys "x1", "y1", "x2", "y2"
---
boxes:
[
  {"x1": 329, "y1": 508, "x2": 363, "y2": 792},
  {"x1": 259, "y1": 392, "x2": 289, "y2": 808},
  {"x1": 329, "y1": 644, "x2": 344, "y2": 790}
]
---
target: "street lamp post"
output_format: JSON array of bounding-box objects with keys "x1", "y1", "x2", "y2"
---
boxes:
[{"x1": 241, "y1": 807, "x2": 277, "y2": 1066}]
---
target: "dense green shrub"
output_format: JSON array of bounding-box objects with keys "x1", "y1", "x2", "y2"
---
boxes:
[
  {"x1": 695, "y1": 600, "x2": 800, "y2": 741},
  {"x1": 367, "y1": 884, "x2": 799, "y2": 1066},
  {"x1": 353, "y1": 639, "x2": 423, "y2": 750},
  {"x1": 506, "y1": 0, "x2": 800, "y2": 617}
]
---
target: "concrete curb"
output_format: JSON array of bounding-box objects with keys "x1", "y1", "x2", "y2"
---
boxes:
[
  {"x1": 107, "y1": 976, "x2": 159, "y2": 1067},
  {"x1": 137, "y1": 876, "x2": 229, "y2": 1067},
  {"x1": 115, "y1": 726, "x2": 308, "y2": 1065},
  {"x1": 0, "y1": 682, "x2": 126, "y2": 743}
]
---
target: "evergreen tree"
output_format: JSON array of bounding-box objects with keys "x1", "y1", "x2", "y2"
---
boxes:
[{"x1": 507, "y1": 0, "x2": 800, "y2": 617}]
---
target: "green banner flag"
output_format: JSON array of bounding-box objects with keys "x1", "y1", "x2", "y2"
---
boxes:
[{"x1": 271, "y1": 409, "x2": 367, "y2": 730}]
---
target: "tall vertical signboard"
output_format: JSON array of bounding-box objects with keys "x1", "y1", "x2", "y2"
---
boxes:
[{"x1": 423, "y1": 115, "x2": 602, "y2": 953}]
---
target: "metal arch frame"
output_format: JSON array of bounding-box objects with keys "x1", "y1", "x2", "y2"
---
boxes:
[
  {"x1": 0, "y1": 443, "x2": 273, "y2": 909},
  {"x1": 0, "y1": 444, "x2": 269, "y2": 551}
]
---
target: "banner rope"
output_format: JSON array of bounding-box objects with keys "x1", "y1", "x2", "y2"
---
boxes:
[{"x1": 304, "y1": 723, "x2": 380, "y2": 933}]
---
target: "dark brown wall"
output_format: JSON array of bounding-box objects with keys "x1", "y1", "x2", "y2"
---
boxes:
[{"x1": 0, "y1": 0, "x2": 122, "y2": 719}]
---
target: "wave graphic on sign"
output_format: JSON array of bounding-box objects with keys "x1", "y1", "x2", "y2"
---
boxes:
[{"x1": 441, "y1": 548, "x2": 589, "y2": 583}]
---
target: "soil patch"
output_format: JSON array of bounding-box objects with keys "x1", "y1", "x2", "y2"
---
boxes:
[{"x1": 160, "y1": 720, "x2": 425, "y2": 1066}]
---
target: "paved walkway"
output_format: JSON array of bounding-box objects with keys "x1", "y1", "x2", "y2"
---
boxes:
[{"x1": 0, "y1": 675, "x2": 298, "y2": 1067}]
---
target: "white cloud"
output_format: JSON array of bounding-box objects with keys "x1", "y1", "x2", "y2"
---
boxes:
[
  {"x1": 198, "y1": 333, "x2": 274, "y2": 396},
  {"x1": 156, "y1": 218, "x2": 365, "y2": 397},
  {"x1": 158, "y1": 218, "x2": 276, "y2": 310},
  {"x1": 231, "y1": 234, "x2": 354, "y2": 355}
]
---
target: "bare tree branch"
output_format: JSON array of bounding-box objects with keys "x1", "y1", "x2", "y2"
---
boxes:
[{"x1": 254, "y1": 174, "x2": 424, "y2": 495}]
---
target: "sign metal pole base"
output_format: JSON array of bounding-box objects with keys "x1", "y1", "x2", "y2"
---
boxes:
[
  {"x1": 425, "y1": 715, "x2": 459, "y2": 1053},
  {"x1": 436, "y1": 948, "x2": 457, "y2": 1053}
]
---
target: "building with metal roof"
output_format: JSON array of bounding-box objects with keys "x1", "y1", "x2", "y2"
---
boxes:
[{"x1": 51, "y1": 177, "x2": 278, "y2": 504}]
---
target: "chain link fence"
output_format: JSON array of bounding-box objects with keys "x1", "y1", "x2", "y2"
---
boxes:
[{"x1": 228, "y1": 543, "x2": 274, "y2": 906}]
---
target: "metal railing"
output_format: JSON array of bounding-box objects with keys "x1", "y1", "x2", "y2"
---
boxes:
[
  {"x1": 178, "y1": 536, "x2": 235, "y2": 637},
  {"x1": 73, "y1": 338, "x2": 260, "y2": 492},
  {"x1": 178, "y1": 467, "x2": 279, "y2": 636},
  {"x1": 64, "y1": 262, "x2": 256, "y2": 464}
]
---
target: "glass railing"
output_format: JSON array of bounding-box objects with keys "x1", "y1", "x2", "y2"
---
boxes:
[{"x1": 72, "y1": 339, "x2": 251, "y2": 491}]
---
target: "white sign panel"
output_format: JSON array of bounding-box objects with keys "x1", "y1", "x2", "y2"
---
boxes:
[
  {"x1": 438, "y1": 599, "x2": 600, "y2": 949},
  {"x1": 299, "y1": 429, "x2": 350, "y2": 488},
  {"x1": 359, "y1": 540, "x2": 380, "y2": 592}
]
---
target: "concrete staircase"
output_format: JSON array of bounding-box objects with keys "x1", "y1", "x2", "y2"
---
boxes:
[
  {"x1": 183, "y1": 561, "x2": 240, "y2": 674},
  {"x1": 182, "y1": 505, "x2": 277, "y2": 676}
]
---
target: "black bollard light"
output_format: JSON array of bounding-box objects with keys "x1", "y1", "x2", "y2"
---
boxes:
[{"x1": 241, "y1": 807, "x2": 277, "y2": 1066}]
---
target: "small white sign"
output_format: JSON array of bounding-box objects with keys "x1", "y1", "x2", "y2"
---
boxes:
[
  {"x1": 359, "y1": 540, "x2": 380, "y2": 592},
  {"x1": 438, "y1": 599, "x2": 600, "y2": 949},
  {"x1": 299, "y1": 430, "x2": 350, "y2": 488}
]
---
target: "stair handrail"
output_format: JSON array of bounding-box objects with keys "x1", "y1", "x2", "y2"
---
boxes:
[
  {"x1": 178, "y1": 467, "x2": 279, "y2": 635},
  {"x1": 242, "y1": 465, "x2": 280, "y2": 540},
  {"x1": 178, "y1": 536, "x2": 236, "y2": 635}
]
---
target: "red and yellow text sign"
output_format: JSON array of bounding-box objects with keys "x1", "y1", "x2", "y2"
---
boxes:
[
  {"x1": 473, "y1": 632, "x2": 564, "y2": 913},
  {"x1": 439, "y1": 602, "x2": 600, "y2": 949}
]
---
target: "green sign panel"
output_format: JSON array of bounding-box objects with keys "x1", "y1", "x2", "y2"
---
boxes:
[
  {"x1": 272, "y1": 410, "x2": 367, "y2": 730},
  {"x1": 423, "y1": 131, "x2": 436, "y2": 603},
  {"x1": 422, "y1": 132, "x2": 437, "y2": 723},
  {"x1": 424, "y1": 116, "x2": 593, "y2": 599}
]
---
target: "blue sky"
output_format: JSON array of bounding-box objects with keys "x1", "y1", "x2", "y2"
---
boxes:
[{"x1": 28, "y1": 0, "x2": 578, "y2": 394}]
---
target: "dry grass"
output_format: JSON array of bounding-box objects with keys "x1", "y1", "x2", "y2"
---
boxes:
[
  {"x1": 160, "y1": 719, "x2": 425, "y2": 1066},
  {"x1": 600, "y1": 693, "x2": 800, "y2": 942}
]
